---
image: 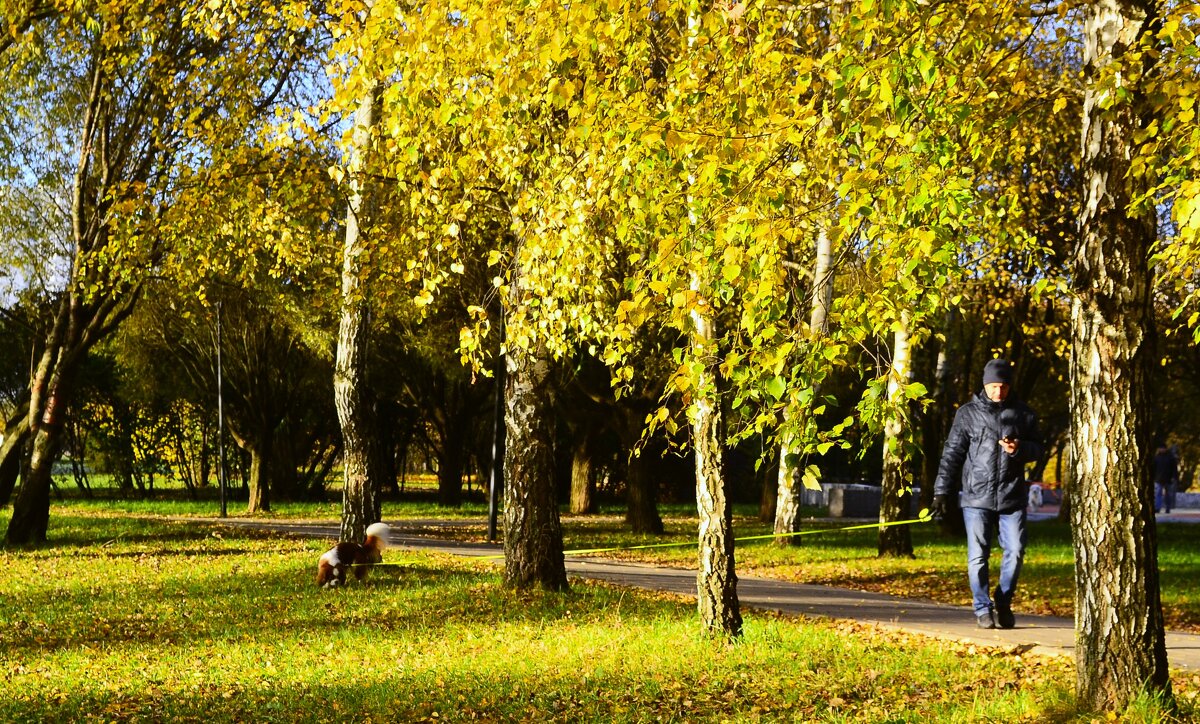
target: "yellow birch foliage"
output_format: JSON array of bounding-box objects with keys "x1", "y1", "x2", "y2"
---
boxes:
[{"x1": 328, "y1": 0, "x2": 1108, "y2": 450}]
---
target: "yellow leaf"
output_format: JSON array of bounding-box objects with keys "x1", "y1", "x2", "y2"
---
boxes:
[
  {"x1": 878, "y1": 76, "x2": 893, "y2": 107},
  {"x1": 801, "y1": 465, "x2": 822, "y2": 491}
]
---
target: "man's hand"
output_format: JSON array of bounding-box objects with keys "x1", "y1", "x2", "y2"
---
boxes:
[
  {"x1": 931, "y1": 494, "x2": 950, "y2": 522},
  {"x1": 999, "y1": 437, "x2": 1019, "y2": 455}
]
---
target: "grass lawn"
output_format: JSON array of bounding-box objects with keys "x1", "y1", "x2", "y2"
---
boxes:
[
  {"x1": 0, "y1": 503, "x2": 1197, "y2": 721},
  {"x1": 34, "y1": 494, "x2": 1200, "y2": 632}
]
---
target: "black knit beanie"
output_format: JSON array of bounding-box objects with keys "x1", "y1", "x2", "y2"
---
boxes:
[{"x1": 982, "y1": 359, "x2": 1013, "y2": 386}]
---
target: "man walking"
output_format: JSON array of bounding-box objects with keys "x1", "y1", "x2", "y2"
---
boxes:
[
  {"x1": 932, "y1": 359, "x2": 1043, "y2": 629},
  {"x1": 1153, "y1": 441, "x2": 1178, "y2": 514}
]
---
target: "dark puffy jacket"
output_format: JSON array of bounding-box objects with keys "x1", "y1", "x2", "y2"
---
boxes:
[
  {"x1": 1152, "y1": 449, "x2": 1179, "y2": 485},
  {"x1": 933, "y1": 391, "x2": 1043, "y2": 512}
]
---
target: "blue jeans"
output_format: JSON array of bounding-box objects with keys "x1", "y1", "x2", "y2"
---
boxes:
[
  {"x1": 962, "y1": 507, "x2": 1027, "y2": 616},
  {"x1": 1156, "y1": 482, "x2": 1177, "y2": 513}
]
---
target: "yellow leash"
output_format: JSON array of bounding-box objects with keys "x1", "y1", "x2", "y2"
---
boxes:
[{"x1": 354, "y1": 511, "x2": 933, "y2": 565}]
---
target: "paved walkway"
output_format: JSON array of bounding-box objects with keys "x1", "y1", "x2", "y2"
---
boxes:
[{"x1": 221, "y1": 515, "x2": 1200, "y2": 671}]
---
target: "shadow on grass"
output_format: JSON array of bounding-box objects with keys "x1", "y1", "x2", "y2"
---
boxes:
[
  {"x1": 13, "y1": 515, "x2": 283, "y2": 552},
  {"x1": 55, "y1": 546, "x2": 288, "y2": 560}
]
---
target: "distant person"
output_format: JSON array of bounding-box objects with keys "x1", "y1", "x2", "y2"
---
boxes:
[
  {"x1": 932, "y1": 359, "x2": 1043, "y2": 630},
  {"x1": 1153, "y1": 441, "x2": 1179, "y2": 514}
]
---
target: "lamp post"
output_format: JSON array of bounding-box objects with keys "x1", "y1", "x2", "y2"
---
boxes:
[
  {"x1": 487, "y1": 361, "x2": 505, "y2": 542},
  {"x1": 216, "y1": 300, "x2": 227, "y2": 519}
]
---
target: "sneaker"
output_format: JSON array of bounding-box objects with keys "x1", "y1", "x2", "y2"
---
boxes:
[
  {"x1": 996, "y1": 606, "x2": 1015, "y2": 629},
  {"x1": 976, "y1": 611, "x2": 995, "y2": 629}
]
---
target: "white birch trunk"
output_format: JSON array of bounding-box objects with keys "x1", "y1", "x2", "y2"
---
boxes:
[
  {"x1": 333, "y1": 67, "x2": 382, "y2": 543},
  {"x1": 1071, "y1": 0, "x2": 1170, "y2": 709},
  {"x1": 774, "y1": 224, "x2": 834, "y2": 544},
  {"x1": 878, "y1": 313, "x2": 913, "y2": 557}
]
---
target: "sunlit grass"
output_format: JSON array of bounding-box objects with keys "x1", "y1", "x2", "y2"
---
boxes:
[
  {"x1": 4, "y1": 510, "x2": 1194, "y2": 722},
  {"x1": 37, "y1": 494, "x2": 1200, "y2": 633},
  {"x1": 49, "y1": 482, "x2": 491, "y2": 520}
]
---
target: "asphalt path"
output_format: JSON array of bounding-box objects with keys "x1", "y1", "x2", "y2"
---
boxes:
[{"x1": 217, "y1": 512, "x2": 1200, "y2": 670}]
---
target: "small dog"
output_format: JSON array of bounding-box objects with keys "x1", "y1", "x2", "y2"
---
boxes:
[
  {"x1": 1027, "y1": 483, "x2": 1044, "y2": 513},
  {"x1": 316, "y1": 522, "x2": 390, "y2": 588}
]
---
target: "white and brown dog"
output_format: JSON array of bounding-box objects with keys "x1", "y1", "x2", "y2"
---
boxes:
[{"x1": 316, "y1": 522, "x2": 390, "y2": 588}]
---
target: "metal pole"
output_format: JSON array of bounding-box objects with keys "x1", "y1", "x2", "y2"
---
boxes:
[
  {"x1": 486, "y1": 360, "x2": 505, "y2": 542},
  {"x1": 216, "y1": 300, "x2": 227, "y2": 519}
]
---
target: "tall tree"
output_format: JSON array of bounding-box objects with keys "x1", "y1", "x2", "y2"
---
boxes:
[
  {"x1": 1071, "y1": 0, "x2": 1171, "y2": 709},
  {"x1": 774, "y1": 224, "x2": 834, "y2": 546},
  {"x1": 333, "y1": 61, "x2": 383, "y2": 542},
  {"x1": 115, "y1": 281, "x2": 336, "y2": 511},
  {"x1": 1, "y1": 1, "x2": 320, "y2": 544},
  {"x1": 688, "y1": 274, "x2": 742, "y2": 637},
  {"x1": 355, "y1": 0, "x2": 615, "y2": 588}
]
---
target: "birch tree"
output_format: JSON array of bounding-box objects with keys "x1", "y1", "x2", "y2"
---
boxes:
[
  {"x1": 1070, "y1": 0, "x2": 1170, "y2": 709},
  {"x1": 332, "y1": 29, "x2": 384, "y2": 541}
]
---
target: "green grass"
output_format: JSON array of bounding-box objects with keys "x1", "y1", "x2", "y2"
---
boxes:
[
  {"x1": 44, "y1": 496, "x2": 1200, "y2": 632},
  {"x1": 1, "y1": 508, "x2": 1197, "y2": 722},
  {"x1": 45, "y1": 480, "x2": 493, "y2": 520}
]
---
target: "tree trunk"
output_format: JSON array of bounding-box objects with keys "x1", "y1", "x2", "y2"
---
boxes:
[
  {"x1": 7, "y1": 337, "x2": 82, "y2": 545},
  {"x1": 502, "y1": 341, "x2": 568, "y2": 591},
  {"x1": 758, "y1": 451, "x2": 777, "y2": 523},
  {"x1": 625, "y1": 452, "x2": 663, "y2": 534},
  {"x1": 436, "y1": 421, "x2": 465, "y2": 507},
  {"x1": 919, "y1": 334, "x2": 950, "y2": 512},
  {"x1": 268, "y1": 431, "x2": 300, "y2": 501},
  {"x1": 775, "y1": 224, "x2": 833, "y2": 546},
  {"x1": 569, "y1": 432, "x2": 595, "y2": 514},
  {"x1": 773, "y1": 444, "x2": 803, "y2": 546},
  {"x1": 0, "y1": 413, "x2": 30, "y2": 508},
  {"x1": 1071, "y1": 0, "x2": 1170, "y2": 709},
  {"x1": 333, "y1": 73, "x2": 382, "y2": 543},
  {"x1": 245, "y1": 429, "x2": 272, "y2": 513},
  {"x1": 879, "y1": 317, "x2": 914, "y2": 558},
  {"x1": 7, "y1": 374, "x2": 72, "y2": 545},
  {"x1": 689, "y1": 292, "x2": 741, "y2": 638},
  {"x1": 7, "y1": 429, "x2": 58, "y2": 544},
  {"x1": 1057, "y1": 443, "x2": 1073, "y2": 523},
  {"x1": 305, "y1": 441, "x2": 342, "y2": 500},
  {"x1": 4, "y1": 47, "x2": 138, "y2": 544}
]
